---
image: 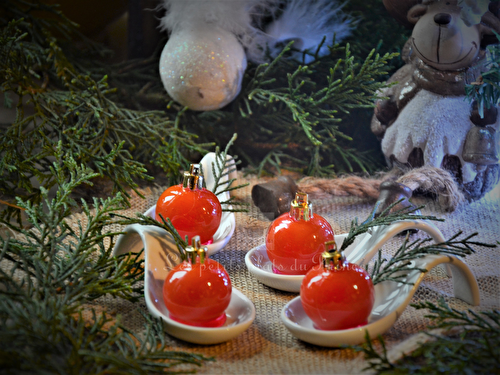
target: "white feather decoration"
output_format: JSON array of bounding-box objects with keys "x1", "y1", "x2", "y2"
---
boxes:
[
  {"x1": 246, "y1": 0, "x2": 355, "y2": 63},
  {"x1": 160, "y1": 0, "x2": 261, "y2": 35}
]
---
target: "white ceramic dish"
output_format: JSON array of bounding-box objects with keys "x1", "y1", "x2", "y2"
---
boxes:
[
  {"x1": 245, "y1": 234, "x2": 347, "y2": 293},
  {"x1": 143, "y1": 204, "x2": 235, "y2": 256},
  {"x1": 281, "y1": 252, "x2": 480, "y2": 347},
  {"x1": 112, "y1": 153, "x2": 254, "y2": 344},
  {"x1": 245, "y1": 219, "x2": 450, "y2": 293},
  {"x1": 113, "y1": 224, "x2": 255, "y2": 345}
]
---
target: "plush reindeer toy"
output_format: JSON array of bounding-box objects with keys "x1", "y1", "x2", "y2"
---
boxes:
[{"x1": 371, "y1": 0, "x2": 500, "y2": 210}]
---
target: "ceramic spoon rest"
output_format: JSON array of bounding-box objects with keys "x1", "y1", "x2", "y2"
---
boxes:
[{"x1": 281, "y1": 249, "x2": 480, "y2": 346}]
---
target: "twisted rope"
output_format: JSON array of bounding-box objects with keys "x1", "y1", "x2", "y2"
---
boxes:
[
  {"x1": 297, "y1": 166, "x2": 464, "y2": 211},
  {"x1": 396, "y1": 166, "x2": 465, "y2": 211},
  {"x1": 298, "y1": 175, "x2": 382, "y2": 200}
]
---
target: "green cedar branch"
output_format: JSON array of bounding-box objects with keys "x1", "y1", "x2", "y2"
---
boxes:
[
  {"x1": 0, "y1": 156, "x2": 211, "y2": 373},
  {"x1": 465, "y1": 32, "x2": 500, "y2": 117},
  {"x1": 368, "y1": 231, "x2": 495, "y2": 285},
  {"x1": 353, "y1": 299, "x2": 500, "y2": 374},
  {"x1": 207, "y1": 133, "x2": 249, "y2": 212},
  {"x1": 0, "y1": 5, "x2": 209, "y2": 213},
  {"x1": 339, "y1": 200, "x2": 443, "y2": 253}
]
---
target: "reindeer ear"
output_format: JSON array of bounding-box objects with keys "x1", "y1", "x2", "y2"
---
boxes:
[
  {"x1": 383, "y1": 0, "x2": 420, "y2": 28},
  {"x1": 408, "y1": 4, "x2": 428, "y2": 24}
]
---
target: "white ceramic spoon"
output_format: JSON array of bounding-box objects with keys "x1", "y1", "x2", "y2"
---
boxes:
[
  {"x1": 112, "y1": 153, "x2": 255, "y2": 344},
  {"x1": 113, "y1": 152, "x2": 237, "y2": 258},
  {"x1": 113, "y1": 226, "x2": 255, "y2": 344},
  {"x1": 246, "y1": 219, "x2": 453, "y2": 293},
  {"x1": 281, "y1": 251, "x2": 480, "y2": 346}
]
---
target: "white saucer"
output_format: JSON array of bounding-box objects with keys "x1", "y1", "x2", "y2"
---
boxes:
[
  {"x1": 148, "y1": 282, "x2": 256, "y2": 345},
  {"x1": 244, "y1": 234, "x2": 347, "y2": 293},
  {"x1": 144, "y1": 204, "x2": 235, "y2": 256},
  {"x1": 113, "y1": 221, "x2": 254, "y2": 345},
  {"x1": 281, "y1": 253, "x2": 480, "y2": 347}
]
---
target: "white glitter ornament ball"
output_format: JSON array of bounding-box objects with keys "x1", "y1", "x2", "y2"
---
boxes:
[{"x1": 159, "y1": 24, "x2": 247, "y2": 111}]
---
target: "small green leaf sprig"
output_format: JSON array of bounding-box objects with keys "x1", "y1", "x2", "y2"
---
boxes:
[
  {"x1": 207, "y1": 133, "x2": 249, "y2": 213},
  {"x1": 354, "y1": 299, "x2": 500, "y2": 374},
  {"x1": 0, "y1": 2, "x2": 210, "y2": 223},
  {"x1": 342, "y1": 203, "x2": 498, "y2": 374},
  {"x1": 338, "y1": 201, "x2": 494, "y2": 285},
  {"x1": 234, "y1": 39, "x2": 399, "y2": 177},
  {"x1": 0, "y1": 154, "x2": 212, "y2": 374},
  {"x1": 465, "y1": 32, "x2": 500, "y2": 118},
  {"x1": 368, "y1": 231, "x2": 492, "y2": 285},
  {"x1": 339, "y1": 201, "x2": 442, "y2": 253}
]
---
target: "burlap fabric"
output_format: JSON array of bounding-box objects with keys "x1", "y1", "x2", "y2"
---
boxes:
[{"x1": 74, "y1": 174, "x2": 499, "y2": 374}]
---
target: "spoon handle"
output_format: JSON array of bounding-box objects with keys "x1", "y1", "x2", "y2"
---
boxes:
[
  {"x1": 413, "y1": 254, "x2": 480, "y2": 306},
  {"x1": 346, "y1": 219, "x2": 445, "y2": 266},
  {"x1": 112, "y1": 223, "x2": 181, "y2": 267},
  {"x1": 199, "y1": 152, "x2": 236, "y2": 201}
]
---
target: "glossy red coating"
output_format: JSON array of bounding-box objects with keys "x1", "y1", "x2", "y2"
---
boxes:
[
  {"x1": 156, "y1": 184, "x2": 222, "y2": 244},
  {"x1": 265, "y1": 213, "x2": 334, "y2": 275},
  {"x1": 163, "y1": 258, "x2": 232, "y2": 327},
  {"x1": 300, "y1": 262, "x2": 375, "y2": 330}
]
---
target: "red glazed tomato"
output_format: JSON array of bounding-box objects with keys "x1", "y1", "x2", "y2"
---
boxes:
[
  {"x1": 163, "y1": 258, "x2": 231, "y2": 327},
  {"x1": 266, "y1": 213, "x2": 334, "y2": 275},
  {"x1": 300, "y1": 261, "x2": 375, "y2": 330},
  {"x1": 156, "y1": 184, "x2": 222, "y2": 244}
]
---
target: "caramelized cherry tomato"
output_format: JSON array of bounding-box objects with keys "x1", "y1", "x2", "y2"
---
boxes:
[
  {"x1": 300, "y1": 262, "x2": 375, "y2": 330},
  {"x1": 266, "y1": 213, "x2": 334, "y2": 275},
  {"x1": 156, "y1": 185, "x2": 222, "y2": 244},
  {"x1": 163, "y1": 258, "x2": 231, "y2": 327}
]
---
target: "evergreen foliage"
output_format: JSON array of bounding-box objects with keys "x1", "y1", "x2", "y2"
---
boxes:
[
  {"x1": 466, "y1": 33, "x2": 500, "y2": 117},
  {"x1": 0, "y1": 155, "x2": 212, "y2": 374},
  {"x1": 355, "y1": 299, "x2": 500, "y2": 374},
  {"x1": 0, "y1": 0, "x2": 404, "y2": 216},
  {"x1": 340, "y1": 201, "x2": 495, "y2": 286},
  {"x1": 234, "y1": 41, "x2": 397, "y2": 176},
  {"x1": 1, "y1": 1, "x2": 498, "y2": 374},
  {"x1": 0, "y1": 1, "x2": 210, "y2": 219},
  {"x1": 367, "y1": 231, "x2": 491, "y2": 285},
  {"x1": 339, "y1": 201, "x2": 442, "y2": 253}
]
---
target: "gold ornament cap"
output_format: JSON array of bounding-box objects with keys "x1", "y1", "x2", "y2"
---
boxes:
[
  {"x1": 321, "y1": 240, "x2": 345, "y2": 270},
  {"x1": 184, "y1": 235, "x2": 207, "y2": 264},
  {"x1": 182, "y1": 164, "x2": 204, "y2": 190},
  {"x1": 290, "y1": 192, "x2": 313, "y2": 221}
]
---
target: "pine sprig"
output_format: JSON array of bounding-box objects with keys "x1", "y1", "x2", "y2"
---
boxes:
[
  {"x1": 0, "y1": 156, "x2": 211, "y2": 373},
  {"x1": 338, "y1": 201, "x2": 494, "y2": 286},
  {"x1": 465, "y1": 33, "x2": 500, "y2": 117},
  {"x1": 354, "y1": 299, "x2": 500, "y2": 374},
  {"x1": 368, "y1": 231, "x2": 493, "y2": 285},
  {"x1": 208, "y1": 133, "x2": 249, "y2": 212},
  {"x1": 414, "y1": 298, "x2": 500, "y2": 332},
  {"x1": 340, "y1": 200, "x2": 443, "y2": 253},
  {"x1": 235, "y1": 41, "x2": 398, "y2": 176}
]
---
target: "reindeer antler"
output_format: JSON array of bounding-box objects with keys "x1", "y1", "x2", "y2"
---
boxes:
[
  {"x1": 383, "y1": 0, "x2": 421, "y2": 28},
  {"x1": 479, "y1": 2, "x2": 500, "y2": 46},
  {"x1": 482, "y1": 2, "x2": 500, "y2": 31}
]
